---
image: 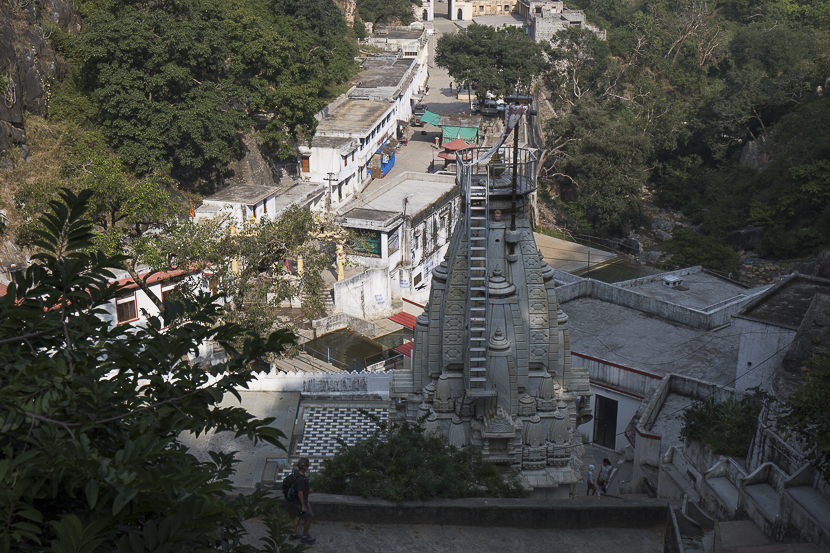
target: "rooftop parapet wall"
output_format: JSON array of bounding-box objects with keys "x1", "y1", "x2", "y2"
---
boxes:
[
  {"x1": 573, "y1": 351, "x2": 662, "y2": 398},
  {"x1": 555, "y1": 266, "x2": 758, "y2": 330},
  {"x1": 206, "y1": 368, "x2": 393, "y2": 395},
  {"x1": 255, "y1": 492, "x2": 671, "y2": 530}
]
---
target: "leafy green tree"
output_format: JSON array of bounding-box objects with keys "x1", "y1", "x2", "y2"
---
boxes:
[
  {"x1": 780, "y1": 350, "x2": 830, "y2": 479},
  {"x1": 666, "y1": 228, "x2": 742, "y2": 274},
  {"x1": 150, "y1": 205, "x2": 341, "y2": 334},
  {"x1": 0, "y1": 190, "x2": 300, "y2": 552},
  {"x1": 313, "y1": 415, "x2": 527, "y2": 503},
  {"x1": 79, "y1": 0, "x2": 246, "y2": 177},
  {"x1": 436, "y1": 24, "x2": 546, "y2": 98},
  {"x1": 356, "y1": 0, "x2": 422, "y2": 26},
  {"x1": 77, "y1": 0, "x2": 357, "y2": 177},
  {"x1": 226, "y1": 5, "x2": 357, "y2": 156}
]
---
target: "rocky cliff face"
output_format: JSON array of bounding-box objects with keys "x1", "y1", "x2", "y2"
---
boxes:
[{"x1": 0, "y1": 1, "x2": 79, "y2": 154}]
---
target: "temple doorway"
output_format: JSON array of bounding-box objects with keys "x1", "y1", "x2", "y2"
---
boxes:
[
  {"x1": 457, "y1": 7, "x2": 463, "y2": 19},
  {"x1": 423, "y1": 9, "x2": 428, "y2": 19},
  {"x1": 593, "y1": 395, "x2": 618, "y2": 450}
]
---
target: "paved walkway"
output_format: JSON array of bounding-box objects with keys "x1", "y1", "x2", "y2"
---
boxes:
[
  {"x1": 243, "y1": 519, "x2": 665, "y2": 552},
  {"x1": 365, "y1": 15, "x2": 480, "y2": 191}
]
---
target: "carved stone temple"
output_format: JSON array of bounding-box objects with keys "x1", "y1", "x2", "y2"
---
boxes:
[{"x1": 390, "y1": 144, "x2": 593, "y2": 499}]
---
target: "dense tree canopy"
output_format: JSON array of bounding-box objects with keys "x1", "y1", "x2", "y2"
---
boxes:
[
  {"x1": 539, "y1": 0, "x2": 830, "y2": 260},
  {"x1": 436, "y1": 24, "x2": 546, "y2": 98},
  {"x1": 68, "y1": 0, "x2": 357, "y2": 177},
  {"x1": 0, "y1": 190, "x2": 299, "y2": 552},
  {"x1": 356, "y1": 0, "x2": 422, "y2": 26}
]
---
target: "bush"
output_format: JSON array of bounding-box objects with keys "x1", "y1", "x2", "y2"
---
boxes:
[
  {"x1": 667, "y1": 228, "x2": 743, "y2": 275},
  {"x1": 680, "y1": 388, "x2": 771, "y2": 457},
  {"x1": 311, "y1": 413, "x2": 527, "y2": 503}
]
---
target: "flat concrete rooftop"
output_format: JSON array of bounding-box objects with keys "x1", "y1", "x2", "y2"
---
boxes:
[
  {"x1": 316, "y1": 99, "x2": 391, "y2": 135},
  {"x1": 312, "y1": 136, "x2": 355, "y2": 150},
  {"x1": 565, "y1": 297, "x2": 740, "y2": 383},
  {"x1": 472, "y1": 14, "x2": 526, "y2": 26},
  {"x1": 273, "y1": 180, "x2": 325, "y2": 213},
  {"x1": 340, "y1": 207, "x2": 399, "y2": 227},
  {"x1": 338, "y1": 173, "x2": 457, "y2": 227},
  {"x1": 204, "y1": 184, "x2": 279, "y2": 204},
  {"x1": 353, "y1": 58, "x2": 414, "y2": 89},
  {"x1": 623, "y1": 271, "x2": 749, "y2": 311}
]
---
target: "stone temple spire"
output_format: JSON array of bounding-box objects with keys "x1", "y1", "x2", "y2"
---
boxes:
[{"x1": 390, "y1": 145, "x2": 591, "y2": 499}]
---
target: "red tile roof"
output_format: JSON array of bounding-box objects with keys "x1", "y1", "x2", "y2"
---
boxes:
[
  {"x1": 112, "y1": 268, "x2": 188, "y2": 291},
  {"x1": 389, "y1": 311, "x2": 416, "y2": 330},
  {"x1": 441, "y1": 138, "x2": 474, "y2": 151},
  {"x1": 394, "y1": 341, "x2": 414, "y2": 357},
  {"x1": 0, "y1": 282, "x2": 7, "y2": 297}
]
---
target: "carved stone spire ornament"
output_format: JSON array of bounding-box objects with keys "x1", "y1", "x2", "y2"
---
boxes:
[{"x1": 389, "y1": 145, "x2": 591, "y2": 498}]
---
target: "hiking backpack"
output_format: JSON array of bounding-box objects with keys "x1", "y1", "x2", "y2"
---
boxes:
[{"x1": 282, "y1": 471, "x2": 298, "y2": 502}]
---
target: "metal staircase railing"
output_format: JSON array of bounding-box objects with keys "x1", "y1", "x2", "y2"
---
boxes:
[{"x1": 466, "y1": 170, "x2": 489, "y2": 392}]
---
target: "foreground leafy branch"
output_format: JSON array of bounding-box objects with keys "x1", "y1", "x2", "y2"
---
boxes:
[{"x1": 0, "y1": 189, "x2": 302, "y2": 552}]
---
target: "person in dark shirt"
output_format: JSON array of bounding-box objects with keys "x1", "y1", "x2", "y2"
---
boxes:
[{"x1": 289, "y1": 457, "x2": 315, "y2": 544}]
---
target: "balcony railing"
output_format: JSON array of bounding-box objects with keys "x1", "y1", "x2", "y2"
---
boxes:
[{"x1": 455, "y1": 146, "x2": 538, "y2": 198}]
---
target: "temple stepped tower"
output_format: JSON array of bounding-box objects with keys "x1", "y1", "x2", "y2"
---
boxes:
[{"x1": 390, "y1": 143, "x2": 593, "y2": 499}]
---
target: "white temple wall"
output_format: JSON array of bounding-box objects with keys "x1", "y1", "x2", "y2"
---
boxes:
[
  {"x1": 245, "y1": 369, "x2": 393, "y2": 396},
  {"x1": 581, "y1": 383, "x2": 641, "y2": 452}
]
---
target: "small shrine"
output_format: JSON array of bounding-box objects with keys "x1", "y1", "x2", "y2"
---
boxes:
[{"x1": 437, "y1": 138, "x2": 474, "y2": 169}]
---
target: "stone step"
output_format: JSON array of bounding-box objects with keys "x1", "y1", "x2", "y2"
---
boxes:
[
  {"x1": 706, "y1": 476, "x2": 739, "y2": 515},
  {"x1": 744, "y1": 483, "x2": 780, "y2": 522}
]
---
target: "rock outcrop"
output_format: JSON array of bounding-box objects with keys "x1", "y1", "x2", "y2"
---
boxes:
[
  {"x1": 793, "y1": 248, "x2": 830, "y2": 279},
  {"x1": 727, "y1": 225, "x2": 763, "y2": 252},
  {"x1": 0, "y1": 1, "x2": 79, "y2": 153}
]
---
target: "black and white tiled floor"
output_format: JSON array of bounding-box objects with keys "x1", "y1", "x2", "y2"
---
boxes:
[{"x1": 273, "y1": 402, "x2": 388, "y2": 482}]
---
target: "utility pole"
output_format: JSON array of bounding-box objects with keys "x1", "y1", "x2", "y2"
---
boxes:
[{"x1": 325, "y1": 172, "x2": 336, "y2": 213}]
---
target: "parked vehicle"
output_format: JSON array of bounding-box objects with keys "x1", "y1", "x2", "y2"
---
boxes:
[
  {"x1": 470, "y1": 98, "x2": 480, "y2": 113},
  {"x1": 480, "y1": 99, "x2": 500, "y2": 117},
  {"x1": 412, "y1": 104, "x2": 426, "y2": 126}
]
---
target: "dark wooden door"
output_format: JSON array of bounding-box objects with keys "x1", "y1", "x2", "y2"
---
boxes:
[{"x1": 593, "y1": 394, "x2": 618, "y2": 450}]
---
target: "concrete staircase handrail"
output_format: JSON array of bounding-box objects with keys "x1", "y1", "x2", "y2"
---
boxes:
[
  {"x1": 740, "y1": 462, "x2": 787, "y2": 492},
  {"x1": 782, "y1": 463, "x2": 815, "y2": 489}
]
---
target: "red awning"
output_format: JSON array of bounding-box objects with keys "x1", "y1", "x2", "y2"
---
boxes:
[
  {"x1": 394, "y1": 341, "x2": 414, "y2": 357},
  {"x1": 389, "y1": 311, "x2": 416, "y2": 329},
  {"x1": 441, "y1": 138, "x2": 474, "y2": 151}
]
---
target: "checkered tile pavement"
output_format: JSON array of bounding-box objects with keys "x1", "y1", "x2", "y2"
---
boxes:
[{"x1": 273, "y1": 403, "x2": 388, "y2": 482}]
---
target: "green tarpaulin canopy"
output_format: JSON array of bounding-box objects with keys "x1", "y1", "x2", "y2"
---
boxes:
[
  {"x1": 442, "y1": 126, "x2": 479, "y2": 143},
  {"x1": 420, "y1": 110, "x2": 442, "y2": 126}
]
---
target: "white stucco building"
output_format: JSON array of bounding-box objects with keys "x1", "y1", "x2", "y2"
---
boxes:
[
  {"x1": 299, "y1": 27, "x2": 432, "y2": 212},
  {"x1": 332, "y1": 172, "x2": 461, "y2": 319}
]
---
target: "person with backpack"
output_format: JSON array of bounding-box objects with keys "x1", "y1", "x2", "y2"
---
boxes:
[{"x1": 283, "y1": 458, "x2": 315, "y2": 544}]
